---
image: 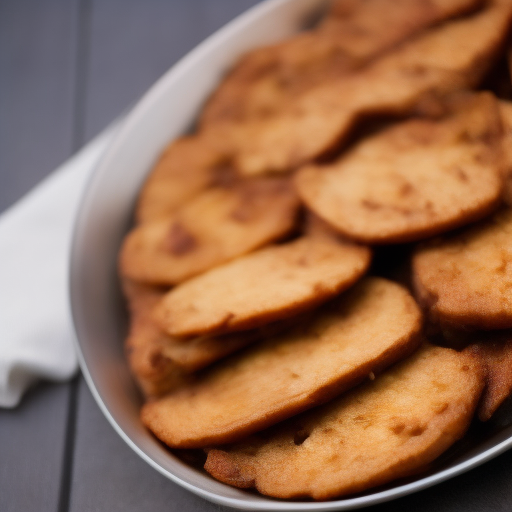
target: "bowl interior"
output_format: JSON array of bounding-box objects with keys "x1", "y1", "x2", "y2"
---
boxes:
[{"x1": 69, "y1": 0, "x2": 512, "y2": 509}]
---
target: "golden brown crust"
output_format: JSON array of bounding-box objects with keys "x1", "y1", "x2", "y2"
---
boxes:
[
  {"x1": 122, "y1": 280, "x2": 281, "y2": 397},
  {"x1": 123, "y1": 280, "x2": 189, "y2": 396},
  {"x1": 120, "y1": 177, "x2": 299, "y2": 285},
  {"x1": 135, "y1": 133, "x2": 236, "y2": 224},
  {"x1": 204, "y1": 344, "x2": 485, "y2": 500},
  {"x1": 153, "y1": 234, "x2": 371, "y2": 338},
  {"x1": 141, "y1": 277, "x2": 423, "y2": 448},
  {"x1": 117, "y1": 1, "x2": 512, "y2": 499},
  {"x1": 200, "y1": 0, "x2": 483, "y2": 127},
  {"x1": 413, "y1": 207, "x2": 512, "y2": 331},
  {"x1": 221, "y1": 0, "x2": 512, "y2": 176},
  {"x1": 295, "y1": 91, "x2": 505, "y2": 244}
]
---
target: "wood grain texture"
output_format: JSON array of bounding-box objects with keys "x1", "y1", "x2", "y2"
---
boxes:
[
  {"x1": 3, "y1": 0, "x2": 512, "y2": 510},
  {"x1": 0, "y1": 0, "x2": 80, "y2": 213},
  {"x1": 68, "y1": 378, "x2": 230, "y2": 512},
  {"x1": 0, "y1": 1, "x2": 80, "y2": 511},
  {"x1": 0, "y1": 384, "x2": 73, "y2": 512}
]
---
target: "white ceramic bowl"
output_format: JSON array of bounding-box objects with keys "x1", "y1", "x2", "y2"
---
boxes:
[{"x1": 69, "y1": 0, "x2": 512, "y2": 509}]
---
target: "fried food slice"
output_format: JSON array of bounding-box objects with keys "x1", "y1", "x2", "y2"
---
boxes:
[
  {"x1": 135, "y1": 133, "x2": 236, "y2": 224},
  {"x1": 123, "y1": 280, "x2": 189, "y2": 396},
  {"x1": 302, "y1": 211, "x2": 345, "y2": 239},
  {"x1": 413, "y1": 207, "x2": 512, "y2": 331},
  {"x1": 119, "y1": 177, "x2": 299, "y2": 285},
  {"x1": 225, "y1": 0, "x2": 512, "y2": 175},
  {"x1": 142, "y1": 277, "x2": 422, "y2": 448},
  {"x1": 201, "y1": 0, "x2": 482, "y2": 127},
  {"x1": 466, "y1": 332, "x2": 512, "y2": 421},
  {"x1": 296, "y1": 92, "x2": 504, "y2": 244},
  {"x1": 123, "y1": 280, "x2": 279, "y2": 397},
  {"x1": 204, "y1": 343, "x2": 484, "y2": 500},
  {"x1": 154, "y1": 233, "x2": 371, "y2": 338},
  {"x1": 499, "y1": 100, "x2": 512, "y2": 204}
]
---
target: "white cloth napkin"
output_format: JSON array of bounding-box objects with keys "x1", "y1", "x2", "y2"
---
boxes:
[{"x1": 0, "y1": 126, "x2": 117, "y2": 408}]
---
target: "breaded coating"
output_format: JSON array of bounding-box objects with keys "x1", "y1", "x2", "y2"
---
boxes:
[
  {"x1": 204, "y1": 344, "x2": 484, "y2": 500},
  {"x1": 201, "y1": 0, "x2": 482, "y2": 127},
  {"x1": 141, "y1": 278, "x2": 422, "y2": 448},
  {"x1": 118, "y1": 0, "x2": 512, "y2": 500},
  {"x1": 466, "y1": 332, "x2": 512, "y2": 421},
  {"x1": 413, "y1": 207, "x2": 512, "y2": 330},
  {"x1": 123, "y1": 280, "x2": 189, "y2": 396},
  {"x1": 302, "y1": 211, "x2": 347, "y2": 239},
  {"x1": 119, "y1": 177, "x2": 299, "y2": 285},
  {"x1": 225, "y1": 0, "x2": 512, "y2": 175},
  {"x1": 135, "y1": 133, "x2": 235, "y2": 224},
  {"x1": 296, "y1": 92, "x2": 504, "y2": 244},
  {"x1": 154, "y1": 233, "x2": 371, "y2": 338},
  {"x1": 123, "y1": 280, "x2": 277, "y2": 397}
]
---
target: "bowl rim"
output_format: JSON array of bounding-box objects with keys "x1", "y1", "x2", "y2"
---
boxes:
[{"x1": 69, "y1": 0, "x2": 512, "y2": 509}]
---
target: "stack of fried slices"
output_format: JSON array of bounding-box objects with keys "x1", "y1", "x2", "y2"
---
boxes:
[{"x1": 119, "y1": 0, "x2": 512, "y2": 500}]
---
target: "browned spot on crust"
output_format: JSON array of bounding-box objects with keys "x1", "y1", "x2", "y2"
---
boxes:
[
  {"x1": 436, "y1": 403, "x2": 449, "y2": 414},
  {"x1": 165, "y1": 221, "x2": 197, "y2": 255},
  {"x1": 454, "y1": 166, "x2": 469, "y2": 182},
  {"x1": 209, "y1": 160, "x2": 239, "y2": 188},
  {"x1": 149, "y1": 351, "x2": 171, "y2": 370},
  {"x1": 361, "y1": 200, "x2": 382, "y2": 210},
  {"x1": 296, "y1": 256, "x2": 309, "y2": 267},
  {"x1": 400, "y1": 183, "x2": 415, "y2": 196},
  {"x1": 391, "y1": 422, "x2": 406, "y2": 435},
  {"x1": 404, "y1": 64, "x2": 428, "y2": 77},
  {"x1": 230, "y1": 204, "x2": 256, "y2": 222},
  {"x1": 231, "y1": 179, "x2": 293, "y2": 222},
  {"x1": 410, "y1": 425, "x2": 425, "y2": 436}
]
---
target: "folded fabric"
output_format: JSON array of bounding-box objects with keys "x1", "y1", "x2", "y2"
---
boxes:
[{"x1": 0, "y1": 126, "x2": 117, "y2": 407}]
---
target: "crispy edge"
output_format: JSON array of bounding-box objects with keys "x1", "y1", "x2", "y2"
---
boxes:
[
  {"x1": 142, "y1": 278, "x2": 423, "y2": 448},
  {"x1": 466, "y1": 333, "x2": 512, "y2": 421},
  {"x1": 204, "y1": 344, "x2": 485, "y2": 499},
  {"x1": 412, "y1": 207, "x2": 512, "y2": 331},
  {"x1": 154, "y1": 234, "x2": 372, "y2": 338},
  {"x1": 294, "y1": 91, "x2": 505, "y2": 244}
]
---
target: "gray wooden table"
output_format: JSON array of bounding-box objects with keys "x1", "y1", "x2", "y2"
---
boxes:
[{"x1": 2, "y1": 1, "x2": 512, "y2": 511}]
